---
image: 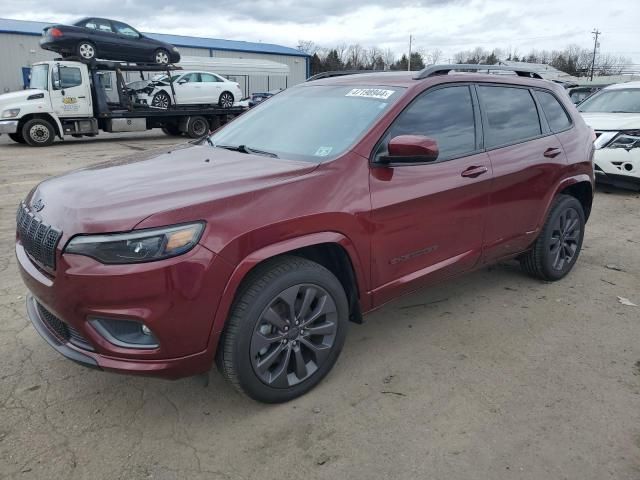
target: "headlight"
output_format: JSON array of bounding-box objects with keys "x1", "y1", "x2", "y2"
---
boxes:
[
  {"x1": 605, "y1": 130, "x2": 640, "y2": 151},
  {"x1": 65, "y1": 222, "x2": 205, "y2": 264},
  {"x1": 1, "y1": 108, "x2": 20, "y2": 119}
]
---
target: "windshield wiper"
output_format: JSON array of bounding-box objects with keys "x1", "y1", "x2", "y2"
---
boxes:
[{"x1": 213, "y1": 144, "x2": 279, "y2": 158}]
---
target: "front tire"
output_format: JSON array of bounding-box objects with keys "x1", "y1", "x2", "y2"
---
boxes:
[
  {"x1": 22, "y1": 119, "x2": 55, "y2": 147},
  {"x1": 217, "y1": 256, "x2": 349, "y2": 403},
  {"x1": 520, "y1": 194, "x2": 585, "y2": 281},
  {"x1": 218, "y1": 91, "x2": 234, "y2": 108},
  {"x1": 151, "y1": 91, "x2": 171, "y2": 109},
  {"x1": 77, "y1": 41, "x2": 96, "y2": 60}
]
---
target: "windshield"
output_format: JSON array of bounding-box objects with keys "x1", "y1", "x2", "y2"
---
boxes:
[
  {"x1": 578, "y1": 89, "x2": 640, "y2": 113},
  {"x1": 209, "y1": 85, "x2": 406, "y2": 162},
  {"x1": 29, "y1": 64, "x2": 49, "y2": 90}
]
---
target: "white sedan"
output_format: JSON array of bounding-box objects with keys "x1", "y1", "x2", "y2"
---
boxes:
[
  {"x1": 579, "y1": 81, "x2": 640, "y2": 191},
  {"x1": 134, "y1": 71, "x2": 243, "y2": 109}
]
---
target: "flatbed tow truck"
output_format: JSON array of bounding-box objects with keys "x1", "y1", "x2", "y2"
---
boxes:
[{"x1": 0, "y1": 58, "x2": 246, "y2": 146}]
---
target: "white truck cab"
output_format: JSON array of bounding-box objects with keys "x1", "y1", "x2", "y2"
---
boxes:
[{"x1": 0, "y1": 60, "x2": 95, "y2": 145}]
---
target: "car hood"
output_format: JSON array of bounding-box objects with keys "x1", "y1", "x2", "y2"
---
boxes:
[
  {"x1": 0, "y1": 89, "x2": 47, "y2": 110},
  {"x1": 580, "y1": 112, "x2": 640, "y2": 131},
  {"x1": 27, "y1": 144, "x2": 318, "y2": 237}
]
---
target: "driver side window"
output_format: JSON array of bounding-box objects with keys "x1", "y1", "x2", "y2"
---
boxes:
[{"x1": 378, "y1": 85, "x2": 477, "y2": 161}]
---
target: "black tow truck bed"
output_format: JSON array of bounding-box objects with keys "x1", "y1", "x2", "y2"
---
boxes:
[{"x1": 64, "y1": 58, "x2": 247, "y2": 138}]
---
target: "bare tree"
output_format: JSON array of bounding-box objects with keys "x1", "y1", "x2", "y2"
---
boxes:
[
  {"x1": 296, "y1": 40, "x2": 317, "y2": 55},
  {"x1": 426, "y1": 48, "x2": 443, "y2": 64},
  {"x1": 382, "y1": 48, "x2": 396, "y2": 70}
]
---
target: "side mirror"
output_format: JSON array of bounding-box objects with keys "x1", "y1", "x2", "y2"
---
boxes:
[
  {"x1": 178, "y1": 79, "x2": 188, "y2": 84},
  {"x1": 52, "y1": 64, "x2": 61, "y2": 90},
  {"x1": 378, "y1": 135, "x2": 439, "y2": 165}
]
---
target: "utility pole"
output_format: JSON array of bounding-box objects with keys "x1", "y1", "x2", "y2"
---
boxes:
[
  {"x1": 590, "y1": 28, "x2": 601, "y2": 81},
  {"x1": 408, "y1": 35, "x2": 412, "y2": 71}
]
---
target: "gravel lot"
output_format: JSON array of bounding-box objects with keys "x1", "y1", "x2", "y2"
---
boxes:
[{"x1": 1, "y1": 131, "x2": 639, "y2": 480}]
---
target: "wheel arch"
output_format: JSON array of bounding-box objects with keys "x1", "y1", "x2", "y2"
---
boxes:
[
  {"x1": 210, "y1": 232, "x2": 368, "y2": 345},
  {"x1": 553, "y1": 175, "x2": 594, "y2": 221},
  {"x1": 18, "y1": 113, "x2": 63, "y2": 139}
]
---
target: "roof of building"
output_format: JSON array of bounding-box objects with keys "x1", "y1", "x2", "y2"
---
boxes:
[{"x1": 0, "y1": 17, "x2": 309, "y2": 58}]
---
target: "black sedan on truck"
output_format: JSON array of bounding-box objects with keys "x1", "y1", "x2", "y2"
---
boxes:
[{"x1": 40, "y1": 17, "x2": 181, "y2": 64}]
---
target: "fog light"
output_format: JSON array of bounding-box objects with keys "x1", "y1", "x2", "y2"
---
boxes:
[{"x1": 89, "y1": 317, "x2": 159, "y2": 349}]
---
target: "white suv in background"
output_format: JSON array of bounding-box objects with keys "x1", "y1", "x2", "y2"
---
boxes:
[
  {"x1": 134, "y1": 70, "x2": 242, "y2": 109},
  {"x1": 579, "y1": 82, "x2": 640, "y2": 191}
]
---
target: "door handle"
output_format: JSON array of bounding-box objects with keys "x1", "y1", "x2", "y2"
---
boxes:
[
  {"x1": 461, "y1": 166, "x2": 488, "y2": 178},
  {"x1": 78, "y1": 96, "x2": 86, "y2": 99},
  {"x1": 544, "y1": 147, "x2": 562, "y2": 158}
]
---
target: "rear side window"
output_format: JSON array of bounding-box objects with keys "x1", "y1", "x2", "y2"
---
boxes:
[
  {"x1": 478, "y1": 86, "x2": 541, "y2": 148},
  {"x1": 535, "y1": 91, "x2": 572, "y2": 132},
  {"x1": 200, "y1": 73, "x2": 221, "y2": 83},
  {"x1": 382, "y1": 85, "x2": 476, "y2": 160}
]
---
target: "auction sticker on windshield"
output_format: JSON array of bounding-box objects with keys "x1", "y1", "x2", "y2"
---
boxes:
[{"x1": 346, "y1": 88, "x2": 395, "y2": 100}]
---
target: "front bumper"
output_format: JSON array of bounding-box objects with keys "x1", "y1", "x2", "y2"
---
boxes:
[
  {"x1": 17, "y1": 240, "x2": 234, "y2": 378},
  {"x1": 0, "y1": 120, "x2": 19, "y2": 134},
  {"x1": 593, "y1": 148, "x2": 640, "y2": 190}
]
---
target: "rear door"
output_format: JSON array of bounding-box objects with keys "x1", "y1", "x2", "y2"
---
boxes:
[
  {"x1": 477, "y1": 84, "x2": 568, "y2": 263},
  {"x1": 200, "y1": 73, "x2": 224, "y2": 104},
  {"x1": 369, "y1": 84, "x2": 492, "y2": 305},
  {"x1": 82, "y1": 18, "x2": 119, "y2": 58}
]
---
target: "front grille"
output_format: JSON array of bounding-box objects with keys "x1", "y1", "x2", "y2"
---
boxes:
[
  {"x1": 36, "y1": 302, "x2": 94, "y2": 351},
  {"x1": 16, "y1": 202, "x2": 62, "y2": 270}
]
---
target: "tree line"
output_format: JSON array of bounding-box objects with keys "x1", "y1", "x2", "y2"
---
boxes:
[{"x1": 298, "y1": 40, "x2": 631, "y2": 77}]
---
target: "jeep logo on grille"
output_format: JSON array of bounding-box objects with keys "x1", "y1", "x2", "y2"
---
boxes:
[{"x1": 32, "y1": 198, "x2": 45, "y2": 212}]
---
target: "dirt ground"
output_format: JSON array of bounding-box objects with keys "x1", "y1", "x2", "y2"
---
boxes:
[{"x1": 0, "y1": 131, "x2": 639, "y2": 480}]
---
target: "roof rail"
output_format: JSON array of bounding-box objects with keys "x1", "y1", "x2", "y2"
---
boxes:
[
  {"x1": 306, "y1": 70, "x2": 376, "y2": 82},
  {"x1": 413, "y1": 64, "x2": 543, "y2": 80}
]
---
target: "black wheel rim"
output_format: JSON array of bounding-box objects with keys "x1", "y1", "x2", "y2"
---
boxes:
[
  {"x1": 250, "y1": 284, "x2": 338, "y2": 388},
  {"x1": 153, "y1": 93, "x2": 169, "y2": 109},
  {"x1": 550, "y1": 207, "x2": 580, "y2": 271},
  {"x1": 221, "y1": 93, "x2": 233, "y2": 108},
  {"x1": 192, "y1": 120, "x2": 207, "y2": 136}
]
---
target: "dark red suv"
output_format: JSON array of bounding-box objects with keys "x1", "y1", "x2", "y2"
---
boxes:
[{"x1": 16, "y1": 65, "x2": 595, "y2": 403}]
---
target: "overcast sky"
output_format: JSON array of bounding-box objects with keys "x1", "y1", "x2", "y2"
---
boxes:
[{"x1": 1, "y1": 0, "x2": 638, "y2": 62}]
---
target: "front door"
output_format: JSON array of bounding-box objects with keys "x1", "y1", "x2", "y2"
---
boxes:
[
  {"x1": 369, "y1": 84, "x2": 492, "y2": 306},
  {"x1": 50, "y1": 63, "x2": 92, "y2": 118},
  {"x1": 175, "y1": 72, "x2": 203, "y2": 104}
]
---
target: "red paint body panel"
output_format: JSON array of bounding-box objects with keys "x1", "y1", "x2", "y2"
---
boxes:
[{"x1": 16, "y1": 71, "x2": 594, "y2": 379}]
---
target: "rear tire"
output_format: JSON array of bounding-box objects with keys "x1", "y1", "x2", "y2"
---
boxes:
[
  {"x1": 185, "y1": 116, "x2": 209, "y2": 138},
  {"x1": 520, "y1": 194, "x2": 585, "y2": 281},
  {"x1": 217, "y1": 256, "x2": 349, "y2": 403},
  {"x1": 9, "y1": 132, "x2": 26, "y2": 144},
  {"x1": 76, "y1": 41, "x2": 96, "y2": 60},
  {"x1": 22, "y1": 119, "x2": 55, "y2": 147},
  {"x1": 218, "y1": 91, "x2": 234, "y2": 108}
]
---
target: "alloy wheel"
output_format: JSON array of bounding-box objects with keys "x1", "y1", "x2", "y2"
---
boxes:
[
  {"x1": 79, "y1": 43, "x2": 95, "y2": 59},
  {"x1": 155, "y1": 51, "x2": 169, "y2": 64},
  {"x1": 250, "y1": 284, "x2": 338, "y2": 388},
  {"x1": 549, "y1": 207, "x2": 580, "y2": 271},
  {"x1": 152, "y1": 92, "x2": 169, "y2": 109},
  {"x1": 220, "y1": 92, "x2": 234, "y2": 108}
]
